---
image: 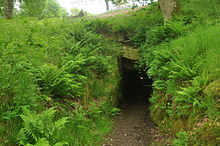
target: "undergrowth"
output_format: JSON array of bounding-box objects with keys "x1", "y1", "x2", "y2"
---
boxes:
[
  {"x1": 86, "y1": 0, "x2": 220, "y2": 145},
  {"x1": 0, "y1": 18, "x2": 120, "y2": 145},
  {"x1": 1, "y1": 0, "x2": 220, "y2": 145},
  {"x1": 148, "y1": 25, "x2": 220, "y2": 145}
]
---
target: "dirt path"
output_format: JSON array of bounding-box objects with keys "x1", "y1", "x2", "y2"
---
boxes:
[{"x1": 103, "y1": 96, "x2": 155, "y2": 146}]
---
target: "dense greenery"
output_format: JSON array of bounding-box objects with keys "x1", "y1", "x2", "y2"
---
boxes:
[
  {"x1": 0, "y1": 18, "x2": 120, "y2": 145},
  {"x1": 150, "y1": 24, "x2": 220, "y2": 146},
  {"x1": 1, "y1": 0, "x2": 220, "y2": 145},
  {"x1": 87, "y1": 0, "x2": 220, "y2": 145},
  {"x1": 0, "y1": 0, "x2": 69, "y2": 18},
  {"x1": 89, "y1": 3, "x2": 162, "y2": 41},
  {"x1": 141, "y1": 1, "x2": 220, "y2": 145}
]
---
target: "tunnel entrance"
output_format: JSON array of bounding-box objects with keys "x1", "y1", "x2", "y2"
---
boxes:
[
  {"x1": 104, "y1": 58, "x2": 158, "y2": 145},
  {"x1": 120, "y1": 57, "x2": 153, "y2": 105},
  {"x1": 104, "y1": 57, "x2": 158, "y2": 146}
]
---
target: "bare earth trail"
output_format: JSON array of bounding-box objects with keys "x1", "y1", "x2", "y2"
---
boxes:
[
  {"x1": 99, "y1": 7, "x2": 171, "y2": 143},
  {"x1": 103, "y1": 96, "x2": 155, "y2": 146}
]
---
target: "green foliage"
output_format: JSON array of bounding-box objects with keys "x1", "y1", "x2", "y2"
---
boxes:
[
  {"x1": 189, "y1": 120, "x2": 220, "y2": 145},
  {"x1": 70, "y1": 8, "x2": 80, "y2": 16},
  {"x1": 2, "y1": 0, "x2": 69, "y2": 18},
  {"x1": 36, "y1": 63, "x2": 86, "y2": 99},
  {"x1": 58, "y1": 102, "x2": 118, "y2": 146},
  {"x1": 17, "y1": 107, "x2": 68, "y2": 146},
  {"x1": 41, "y1": 0, "x2": 68, "y2": 18},
  {"x1": 96, "y1": 4, "x2": 163, "y2": 41},
  {"x1": 103, "y1": 1, "x2": 220, "y2": 145},
  {"x1": 21, "y1": 0, "x2": 47, "y2": 17},
  {"x1": 0, "y1": 0, "x2": 3, "y2": 17},
  {"x1": 2, "y1": 0, "x2": 219, "y2": 145},
  {"x1": 172, "y1": 131, "x2": 188, "y2": 146},
  {"x1": 79, "y1": 2, "x2": 220, "y2": 145},
  {"x1": 144, "y1": 23, "x2": 220, "y2": 145},
  {"x1": 180, "y1": 0, "x2": 220, "y2": 19},
  {"x1": 132, "y1": 20, "x2": 183, "y2": 47},
  {"x1": 85, "y1": 19, "x2": 112, "y2": 34},
  {"x1": 0, "y1": 18, "x2": 120, "y2": 145}
]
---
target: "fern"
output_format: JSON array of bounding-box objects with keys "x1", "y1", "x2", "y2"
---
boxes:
[
  {"x1": 0, "y1": 15, "x2": 120, "y2": 145},
  {"x1": 22, "y1": 138, "x2": 68, "y2": 146},
  {"x1": 17, "y1": 107, "x2": 68, "y2": 146},
  {"x1": 25, "y1": 138, "x2": 49, "y2": 146}
]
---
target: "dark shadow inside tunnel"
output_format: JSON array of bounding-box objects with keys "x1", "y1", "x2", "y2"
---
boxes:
[{"x1": 120, "y1": 57, "x2": 153, "y2": 105}]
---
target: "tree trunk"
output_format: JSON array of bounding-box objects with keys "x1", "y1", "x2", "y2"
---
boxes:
[
  {"x1": 4, "y1": 0, "x2": 14, "y2": 19},
  {"x1": 158, "y1": 0, "x2": 178, "y2": 22},
  {"x1": 105, "y1": 0, "x2": 109, "y2": 11}
]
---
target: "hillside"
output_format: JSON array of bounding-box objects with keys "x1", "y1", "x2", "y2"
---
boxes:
[
  {"x1": 0, "y1": 0, "x2": 220, "y2": 146},
  {"x1": 0, "y1": 18, "x2": 120, "y2": 145},
  {"x1": 88, "y1": 0, "x2": 220, "y2": 145}
]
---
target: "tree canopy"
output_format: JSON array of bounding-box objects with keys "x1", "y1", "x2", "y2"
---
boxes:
[{"x1": 0, "y1": 0, "x2": 68, "y2": 19}]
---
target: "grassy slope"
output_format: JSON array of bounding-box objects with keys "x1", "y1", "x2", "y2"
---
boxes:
[
  {"x1": 0, "y1": 18, "x2": 120, "y2": 145},
  {"x1": 1, "y1": 0, "x2": 219, "y2": 145},
  {"x1": 90, "y1": 1, "x2": 220, "y2": 145}
]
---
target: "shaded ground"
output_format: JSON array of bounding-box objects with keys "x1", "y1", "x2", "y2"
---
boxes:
[
  {"x1": 103, "y1": 58, "x2": 171, "y2": 146},
  {"x1": 103, "y1": 96, "x2": 153, "y2": 146},
  {"x1": 103, "y1": 97, "x2": 171, "y2": 146}
]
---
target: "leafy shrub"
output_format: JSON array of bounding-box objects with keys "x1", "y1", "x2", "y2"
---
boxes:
[
  {"x1": 98, "y1": 4, "x2": 163, "y2": 41},
  {"x1": 145, "y1": 24, "x2": 220, "y2": 145},
  {"x1": 0, "y1": 18, "x2": 120, "y2": 145},
  {"x1": 172, "y1": 131, "x2": 188, "y2": 146},
  {"x1": 180, "y1": 0, "x2": 220, "y2": 19},
  {"x1": 85, "y1": 19, "x2": 112, "y2": 34},
  {"x1": 130, "y1": 25, "x2": 150, "y2": 47},
  {"x1": 59, "y1": 102, "x2": 115, "y2": 146},
  {"x1": 17, "y1": 107, "x2": 68, "y2": 146},
  {"x1": 36, "y1": 63, "x2": 86, "y2": 99}
]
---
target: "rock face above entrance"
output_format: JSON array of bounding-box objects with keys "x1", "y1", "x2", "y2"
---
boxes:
[{"x1": 122, "y1": 46, "x2": 139, "y2": 61}]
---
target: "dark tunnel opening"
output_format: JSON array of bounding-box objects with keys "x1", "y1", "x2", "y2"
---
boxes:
[{"x1": 120, "y1": 57, "x2": 153, "y2": 106}]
